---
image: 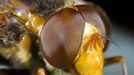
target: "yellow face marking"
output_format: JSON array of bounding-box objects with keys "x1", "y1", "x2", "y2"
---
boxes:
[{"x1": 75, "y1": 22, "x2": 104, "y2": 75}]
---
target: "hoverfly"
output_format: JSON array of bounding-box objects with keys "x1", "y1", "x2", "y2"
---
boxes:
[{"x1": 0, "y1": 0, "x2": 127, "y2": 75}]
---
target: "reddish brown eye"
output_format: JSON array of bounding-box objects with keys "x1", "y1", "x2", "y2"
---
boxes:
[
  {"x1": 76, "y1": 5, "x2": 110, "y2": 50},
  {"x1": 40, "y1": 5, "x2": 109, "y2": 69},
  {"x1": 40, "y1": 8, "x2": 85, "y2": 69}
]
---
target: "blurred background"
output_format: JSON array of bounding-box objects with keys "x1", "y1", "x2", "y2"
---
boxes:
[{"x1": 85, "y1": 0, "x2": 134, "y2": 75}]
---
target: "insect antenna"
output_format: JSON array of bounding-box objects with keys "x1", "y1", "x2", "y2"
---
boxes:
[{"x1": 101, "y1": 36, "x2": 121, "y2": 50}]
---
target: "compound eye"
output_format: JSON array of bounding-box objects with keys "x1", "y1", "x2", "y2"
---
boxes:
[
  {"x1": 75, "y1": 5, "x2": 110, "y2": 50},
  {"x1": 40, "y1": 8, "x2": 85, "y2": 69}
]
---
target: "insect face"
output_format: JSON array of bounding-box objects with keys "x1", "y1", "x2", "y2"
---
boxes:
[{"x1": 40, "y1": 5, "x2": 109, "y2": 71}]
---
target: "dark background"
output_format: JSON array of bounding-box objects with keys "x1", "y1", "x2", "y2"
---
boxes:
[{"x1": 85, "y1": 0, "x2": 134, "y2": 26}]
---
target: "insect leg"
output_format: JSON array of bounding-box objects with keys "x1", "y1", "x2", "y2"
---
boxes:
[{"x1": 104, "y1": 56, "x2": 128, "y2": 75}]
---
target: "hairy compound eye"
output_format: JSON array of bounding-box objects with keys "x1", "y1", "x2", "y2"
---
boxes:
[{"x1": 40, "y1": 4, "x2": 109, "y2": 69}]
